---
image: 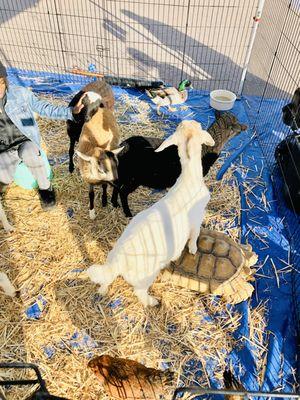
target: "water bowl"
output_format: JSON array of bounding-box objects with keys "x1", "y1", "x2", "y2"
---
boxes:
[{"x1": 210, "y1": 89, "x2": 237, "y2": 111}]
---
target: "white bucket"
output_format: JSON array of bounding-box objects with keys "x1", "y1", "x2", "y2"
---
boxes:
[{"x1": 210, "y1": 89, "x2": 237, "y2": 111}]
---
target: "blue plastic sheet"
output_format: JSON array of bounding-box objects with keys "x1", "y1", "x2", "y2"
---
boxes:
[
  {"x1": 43, "y1": 331, "x2": 98, "y2": 360},
  {"x1": 25, "y1": 295, "x2": 47, "y2": 320},
  {"x1": 8, "y1": 68, "x2": 298, "y2": 393}
]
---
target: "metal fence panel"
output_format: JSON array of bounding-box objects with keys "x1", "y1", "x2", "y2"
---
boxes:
[
  {"x1": 243, "y1": 0, "x2": 300, "y2": 360},
  {"x1": 0, "y1": 0, "x2": 256, "y2": 90}
]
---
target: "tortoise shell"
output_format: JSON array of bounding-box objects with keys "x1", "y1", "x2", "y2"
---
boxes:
[{"x1": 163, "y1": 229, "x2": 257, "y2": 304}]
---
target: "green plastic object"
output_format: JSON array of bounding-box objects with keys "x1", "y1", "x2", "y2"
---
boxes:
[{"x1": 14, "y1": 149, "x2": 53, "y2": 190}]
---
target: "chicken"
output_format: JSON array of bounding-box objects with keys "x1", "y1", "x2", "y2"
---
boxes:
[
  {"x1": 88, "y1": 355, "x2": 174, "y2": 400},
  {"x1": 223, "y1": 369, "x2": 245, "y2": 400}
]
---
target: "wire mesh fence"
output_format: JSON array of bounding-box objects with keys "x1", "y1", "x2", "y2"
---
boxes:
[
  {"x1": 0, "y1": 0, "x2": 258, "y2": 91},
  {"x1": 243, "y1": 0, "x2": 300, "y2": 365},
  {"x1": 0, "y1": 0, "x2": 299, "y2": 393},
  {"x1": 0, "y1": 0, "x2": 299, "y2": 343}
]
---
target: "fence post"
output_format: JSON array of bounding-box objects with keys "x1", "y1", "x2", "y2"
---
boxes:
[
  {"x1": 237, "y1": 0, "x2": 265, "y2": 97},
  {"x1": 180, "y1": 0, "x2": 192, "y2": 82}
]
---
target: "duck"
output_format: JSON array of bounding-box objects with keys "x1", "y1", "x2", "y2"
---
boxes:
[{"x1": 145, "y1": 79, "x2": 192, "y2": 114}]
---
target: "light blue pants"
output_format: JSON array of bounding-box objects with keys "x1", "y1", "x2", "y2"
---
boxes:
[{"x1": 0, "y1": 141, "x2": 50, "y2": 189}]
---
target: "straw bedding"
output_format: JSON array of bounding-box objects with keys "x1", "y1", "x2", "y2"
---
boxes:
[{"x1": 0, "y1": 93, "x2": 266, "y2": 399}]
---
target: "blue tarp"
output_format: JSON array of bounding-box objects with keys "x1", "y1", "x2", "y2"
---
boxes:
[{"x1": 7, "y1": 69, "x2": 299, "y2": 394}]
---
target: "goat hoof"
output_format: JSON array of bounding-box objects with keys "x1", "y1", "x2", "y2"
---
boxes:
[
  {"x1": 125, "y1": 212, "x2": 133, "y2": 218},
  {"x1": 69, "y1": 166, "x2": 75, "y2": 173},
  {"x1": 102, "y1": 200, "x2": 108, "y2": 207},
  {"x1": 146, "y1": 295, "x2": 159, "y2": 307},
  {"x1": 98, "y1": 286, "x2": 108, "y2": 296},
  {"x1": 112, "y1": 202, "x2": 120, "y2": 208},
  {"x1": 4, "y1": 224, "x2": 14, "y2": 233},
  {"x1": 89, "y1": 209, "x2": 96, "y2": 220}
]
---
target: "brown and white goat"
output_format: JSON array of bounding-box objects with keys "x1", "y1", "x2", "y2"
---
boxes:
[
  {"x1": 67, "y1": 80, "x2": 115, "y2": 173},
  {"x1": 75, "y1": 100, "x2": 123, "y2": 219}
]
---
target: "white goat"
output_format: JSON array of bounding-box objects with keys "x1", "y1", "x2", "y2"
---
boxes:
[
  {"x1": 87, "y1": 120, "x2": 215, "y2": 306},
  {"x1": 0, "y1": 200, "x2": 13, "y2": 232},
  {"x1": 0, "y1": 271, "x2": 16, "y2": 297}
]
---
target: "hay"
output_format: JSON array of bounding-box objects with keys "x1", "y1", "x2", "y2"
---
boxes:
[
  {"x1": 0, "y1": 92, "x2": 263, "y2": 399},
  {"x1": 248, "y1": 301, "x2": 268, "y2": 386}
]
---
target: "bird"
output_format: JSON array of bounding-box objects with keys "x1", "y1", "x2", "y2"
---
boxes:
[
  {"x1": 88, "y1": 354, "x2": 174, "y2": 400},
  {"x1": 145, "y1": 79, "x2": 192, "y2": 115},
  {"x1": 223, "y1": 369, "x2": 246, "y2": 400}
]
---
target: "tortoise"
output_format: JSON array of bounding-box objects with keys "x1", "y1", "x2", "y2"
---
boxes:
[{"x1": 163, "y1": 229, "x2": 257, "y2": 304}]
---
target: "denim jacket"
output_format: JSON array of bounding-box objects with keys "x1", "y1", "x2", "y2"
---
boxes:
[{"x1": 4, "y1": 85, "x2": 73, "y2": 149}]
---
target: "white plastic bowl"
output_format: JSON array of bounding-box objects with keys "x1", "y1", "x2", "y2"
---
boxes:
[{"x1": 210, "y1": 89, "x2": 237, "y2": 111}]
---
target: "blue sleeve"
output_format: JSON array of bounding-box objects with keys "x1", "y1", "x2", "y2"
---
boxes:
[{"x1": 28, "y1": 89, "x2": 74, "y2": 121}]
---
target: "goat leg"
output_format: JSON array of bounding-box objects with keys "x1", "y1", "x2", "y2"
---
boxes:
[
  {"x1": 111, "y1": 184, "x2": 120, "y2": 208},
  {"x1": 101, "y1": 183, "x2": 108, "y2": 207},
  {"x1": 0, "y1": 202, "x2": 14, "y2": 232},
  {"x1": 120, "y1": 193, "x2": 132, "y2": 217},
  {"x1": 69, "y1": 138, "x2": 76, "y2": 173},
  {"x1": 0, "y1": 191, "x2": 13, "y2": 232},
  {"x1": 119, "y1": 186, "x2": 137, "y2": 218},
  {"x1": 0, "y1": 272, "x2": 16, "y2": 297},
  {"x1": 89, "y1": 184, "x2": 96, "y2": 220}
]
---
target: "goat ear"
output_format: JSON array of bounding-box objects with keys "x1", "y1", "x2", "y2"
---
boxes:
[
  {"x1": 111, "y1": 146, "x2": 124, "y2": 155},
  {"x1": 155, "y1": 134, "x2": 178, "y2": 152},
  {"x1": 292, "y1": 88, "x2": 300, "y2": 106},
  {"x1": 75, "y1": 150, "x2": 92, "y2": 162},
  {"x1": 200, "y1": 130, "x2": 215, "y2": 147}
]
